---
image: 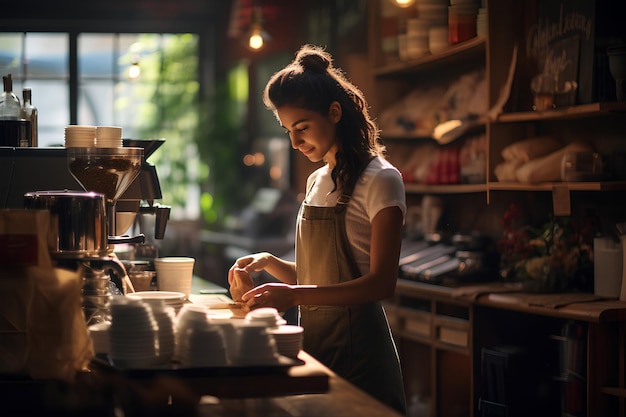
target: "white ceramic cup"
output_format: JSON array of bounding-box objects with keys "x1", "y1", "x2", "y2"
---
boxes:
[{"x1": 154, "y1": 257, "x2": 195, "y2": 299}]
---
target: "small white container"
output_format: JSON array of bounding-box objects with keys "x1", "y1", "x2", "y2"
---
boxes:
[{"x1": 593, "y1": 237, "x2": 622, "y2": 298}]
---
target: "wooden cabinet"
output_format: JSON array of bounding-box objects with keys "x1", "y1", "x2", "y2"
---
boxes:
[
  {"x1": 366, "y1": 0, "x2": 626, "y2": 416},
  {"x1": 384, "y1": 280, "x2": 626, "y2": 417}
]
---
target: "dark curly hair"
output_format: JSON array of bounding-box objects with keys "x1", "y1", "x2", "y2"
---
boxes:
[{"x1": 263, "y1": 44, "x2": 386, "y2": 193}]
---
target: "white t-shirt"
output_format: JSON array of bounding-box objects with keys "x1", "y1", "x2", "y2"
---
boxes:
[{"x1": 304, "y1": 156, "x2": 406, "y2": 275}]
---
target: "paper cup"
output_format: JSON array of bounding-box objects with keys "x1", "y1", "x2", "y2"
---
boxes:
[{"x1": 154, "y1": 257, "x2": 195, "y2": 299}]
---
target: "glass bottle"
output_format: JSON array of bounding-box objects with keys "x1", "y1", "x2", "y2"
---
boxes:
[
  {"x1": 0, "y1": 74, "x2": 21, "y2": 120},
  {"x1": 20, "y1": 88, "x2": 38, "y2": 146}
]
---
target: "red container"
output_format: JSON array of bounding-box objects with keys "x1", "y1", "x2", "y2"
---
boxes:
[{"x1": 448, "y1": 13, "x2": 477, "y2": 45}]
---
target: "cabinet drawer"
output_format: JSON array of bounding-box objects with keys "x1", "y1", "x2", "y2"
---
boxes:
[
  {"x1": 401, "y1": 308, "x2": 432, "y2": 338},
  {"x1": 434, "y1": 316, "x2": 469, "y2": 347}
]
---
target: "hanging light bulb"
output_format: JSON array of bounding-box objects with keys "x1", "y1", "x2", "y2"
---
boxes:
[
  {"x1": 128, "y1": 54, "x2": 141, "y2": 80},
  {"x1": 248, "y1": 6, "x2": 267, "y2": 51},
  {"x1": 249, "y1": 26, "x2": 264, "y2": 50},
  {"x1": 391, "y1": 0, "x2": 416, "y2": 7}
]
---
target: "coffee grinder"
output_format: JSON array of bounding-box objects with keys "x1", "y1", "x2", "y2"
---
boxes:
[{"x1": 116, "y1": 139, "x2": 171, "y2": 279}]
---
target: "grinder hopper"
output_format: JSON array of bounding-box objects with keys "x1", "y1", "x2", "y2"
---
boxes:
[{"x1": 66, "y1": 146, "x2": 144, "y2": 243}]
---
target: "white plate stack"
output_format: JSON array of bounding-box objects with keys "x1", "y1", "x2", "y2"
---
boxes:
[
  {"x1": 108, "y1": 296, "x2": 160, "y2": 369},
  {"x1": 268, "y1": 325, "x2": 304, "y2": 359},
  {"x1": 127, "y1": 291, "x2": 186, "y2": 314},
  {"x1": 65, "y1": 125, "x2": 96, "y2": 148}
]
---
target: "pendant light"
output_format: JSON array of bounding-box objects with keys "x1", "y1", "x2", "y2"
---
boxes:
[
  {"x1": 391, "y1": 0, "x2": 416, "y2": 7},
  {"x1": 248, "y1": 6, "x2": 269, "y2": 51}
]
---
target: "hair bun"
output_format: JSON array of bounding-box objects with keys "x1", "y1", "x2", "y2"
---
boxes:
[{"x1": 295, "y1": 45, "x2": 331, "y2": 72}]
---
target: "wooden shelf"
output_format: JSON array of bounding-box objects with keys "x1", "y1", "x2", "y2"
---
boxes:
[
  {"x1": 404, "y1": 181, "x2": 626, "y2": 195},
  {"x1": 373, "y1": 36, "x2": 486, "y2": 77},
  {"x1": 404, "y1": 183, "x2": 488, "y2": 194},
  {"x1": 496, "y1": 102, "x2": 626, "y2": 123},
  {"x1": 487, "y1": 181, "x2": 626, "y2": 192}
]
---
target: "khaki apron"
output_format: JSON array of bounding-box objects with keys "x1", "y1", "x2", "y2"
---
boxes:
[{"x1": 296, "y1": 175, "x2": 407, "y2": 415}]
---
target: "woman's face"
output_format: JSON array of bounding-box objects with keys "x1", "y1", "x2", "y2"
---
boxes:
[{"x1": 276, "y1": 102, "x2": 341, "y2": 166}]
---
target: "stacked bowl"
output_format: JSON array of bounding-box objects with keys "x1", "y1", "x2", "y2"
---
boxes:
[
  {"x1": 244, "y1": 308, "x2": 303, "y2": 359},
  {"x1": 268, "y1": 325, "x2": 304, "y2": 358}
]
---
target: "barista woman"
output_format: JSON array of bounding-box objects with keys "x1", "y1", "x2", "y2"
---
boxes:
[{"x1": 228, "y1": 44, "x2": 407, "y2": 415}]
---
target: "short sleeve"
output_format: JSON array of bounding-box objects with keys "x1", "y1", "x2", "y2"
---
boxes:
[{"x1": 366, "y1": 167, "x2": 406, "y2": 223}]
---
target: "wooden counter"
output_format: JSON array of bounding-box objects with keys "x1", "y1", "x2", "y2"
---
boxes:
[
  {"x1": 394, "y1": 279, "x2": 626, "y2": 323},
  {"x1": 1, "y1": 351, "x2": 404, "y2": 417},
  {"x1": 194, "y1": 351, "x2": 405, "y2": 417}
]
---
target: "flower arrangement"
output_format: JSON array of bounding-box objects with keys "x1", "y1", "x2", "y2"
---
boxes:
[{"x1": 497, "y1": 203, "x2": 596, "y2": 293}]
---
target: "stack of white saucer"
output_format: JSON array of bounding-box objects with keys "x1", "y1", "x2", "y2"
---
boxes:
[{"x1": 127, "y1": 291, "x2": 186, "y2": 314}]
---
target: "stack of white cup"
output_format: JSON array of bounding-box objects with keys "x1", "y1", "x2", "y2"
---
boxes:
[
  {"x1": 175, "y1": 304, "x2": 229, "y2": 367},
  {"x1": 95, "y1": 126, "x2": 123, "y2": 148},
  {"x1": 65, "y1": 125, "x2": 96, "y2": 148}
]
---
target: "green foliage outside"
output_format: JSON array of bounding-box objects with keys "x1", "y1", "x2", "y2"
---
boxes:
[{"x1": 126, "y1": 34, "x2": 248, "y2": 227}]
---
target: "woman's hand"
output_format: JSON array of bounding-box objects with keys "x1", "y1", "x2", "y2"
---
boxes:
[
  {"x1": 242, "y1": 283, "x2": 298, "y2": 313},
  {"x1": 229, "y1": 252, "x2": 298, "y2": 286},
  {"x1": 231, "y1": 252, "x2": 274, "y2": 274},
  {"x1": 227, "y1": 267, "x2": 254, "y2": 302}
]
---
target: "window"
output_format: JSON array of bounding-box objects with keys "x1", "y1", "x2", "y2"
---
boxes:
[
  {"x1": 0, "y1": 32, "x2": 201, "y2": 219},
  {"x1": 0, "y1": 32, "x2": 69, "y2": 145}
]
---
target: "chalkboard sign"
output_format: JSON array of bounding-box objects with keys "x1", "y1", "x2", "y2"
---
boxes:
[{"x1": 526, "y1": 0, "x2": 595, "y2": 105}]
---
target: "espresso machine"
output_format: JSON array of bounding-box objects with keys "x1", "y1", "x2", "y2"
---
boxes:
[{"x1": 0, "y1": 140, "x2": 170, "y2": 323}]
